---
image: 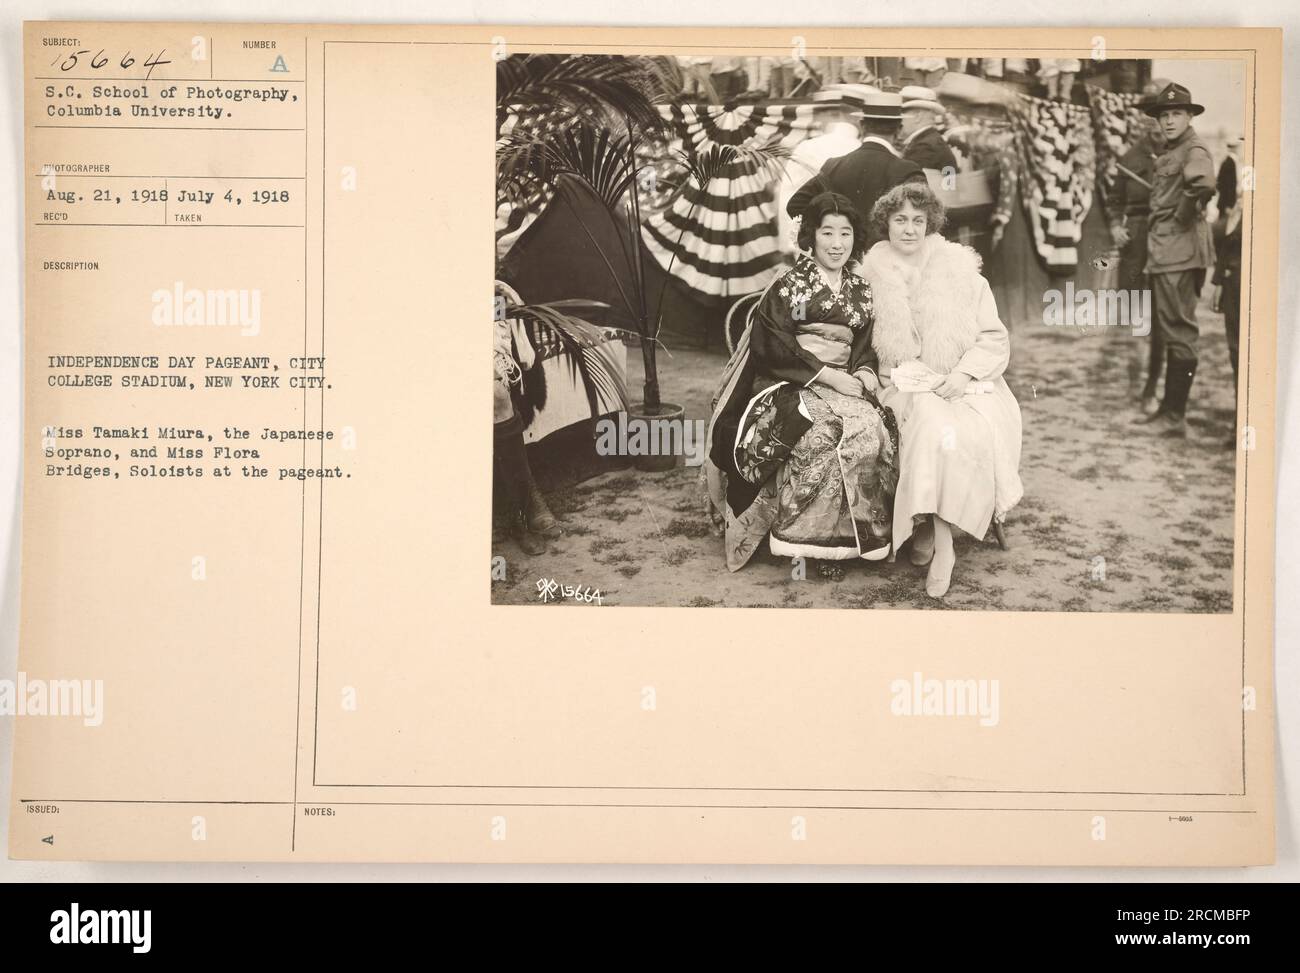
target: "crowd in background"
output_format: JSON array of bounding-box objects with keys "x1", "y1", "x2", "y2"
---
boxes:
[{"x1": 676, "y1": 56, "x2": 1147, "y2": 103}]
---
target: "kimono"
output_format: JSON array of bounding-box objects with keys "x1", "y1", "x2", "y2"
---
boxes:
[
  {"x1": 859, "y1": 235, "x2": 1023, "y2": 549},
  {"x1": 705, "y1": 255, "x2": 900, "y2": 571}
]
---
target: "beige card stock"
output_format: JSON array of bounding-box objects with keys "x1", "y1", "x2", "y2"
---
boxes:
[{"x1": 13, "y1": 23, "x2": 1279, "y2": 863}]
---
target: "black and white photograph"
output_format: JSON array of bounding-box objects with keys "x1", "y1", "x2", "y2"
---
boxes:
[{"x1": 492, "y1": 51, "x2": 1249, "y2": 610}]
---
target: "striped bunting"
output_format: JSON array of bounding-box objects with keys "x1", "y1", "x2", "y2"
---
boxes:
[
  {"x1": 495, "y1": 106, "x2": 564, "y2": 258},
  {"x1": 1009, "y1": 93, "x2": 1096, "y2": 274},
  {"x1": 637, "y1": 102, "x2": 819, "y2": 299},
  {"x1": 1084, "y1": 86, "x2": 1146, "y2": 227}
]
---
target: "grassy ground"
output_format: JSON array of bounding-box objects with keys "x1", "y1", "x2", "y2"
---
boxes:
[{"x1": 492, "y1": 291, "x2": 1239, "y2": 611}]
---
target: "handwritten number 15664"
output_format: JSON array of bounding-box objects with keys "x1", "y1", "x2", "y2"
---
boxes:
[{"x1": 50, "y1": 49, "x2": 172, "y2": 81}]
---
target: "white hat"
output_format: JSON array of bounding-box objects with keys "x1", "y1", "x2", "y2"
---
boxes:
[
  {"x1": 859, "y1": 87, "x2": 904, "y2": 120},
  {"x1": 815, "y1": 83, "x2": 878, "y2": 108},
  {"x1": 899, "y1": 84, "x2": 944, "y2": 115},
  {"x1": 817, "y1": 83, "x2": 899, "y2": 119}
]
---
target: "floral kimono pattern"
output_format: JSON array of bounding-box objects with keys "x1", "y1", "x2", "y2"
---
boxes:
[{"x1": 705, "y1": 255, "x2": 900, "y2": 570}]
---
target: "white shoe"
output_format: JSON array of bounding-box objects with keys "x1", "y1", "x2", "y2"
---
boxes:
[{"x1": 925, "y1": 547, "x2": 955, "y2": 598}]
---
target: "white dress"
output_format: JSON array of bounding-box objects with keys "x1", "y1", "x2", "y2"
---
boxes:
[{"x1": 859, "y1": 236, "x2": 1024, "y2": 548}]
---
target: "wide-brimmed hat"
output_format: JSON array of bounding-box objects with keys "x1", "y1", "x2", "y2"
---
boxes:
[
  {"x1": 814, "y1": 83, "x2": 878, "y2": 114},
  {"x1": 1142, "y1": 82, "x2": 1205, "y2": 117},
  {"x1": 818, "y1": 84, "x2": 903, "y2": 121},
  {"x1": 899, "y1": 84, "x2": 944, "y2": 115}
]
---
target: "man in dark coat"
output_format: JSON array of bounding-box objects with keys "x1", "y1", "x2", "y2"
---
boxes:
[
  {"x1": 786, "y1": 88, "x2": 925, "y2": 248},
  {"x1": 898, "y1": 85, "x2": 958, "y2": 173},
  {"x1": 1135, "y1": 82, "x2": 1217, "y2": 439},
  {"x1": 1212, "y1": 197, "x2": 1242, "y2": 447},
  {"x1": 1213, "y1": 132, "x2": 1244, "y2": 413},
  {"x1": 1216, "y1": 135, "x2": 1241, "y2": 213}
]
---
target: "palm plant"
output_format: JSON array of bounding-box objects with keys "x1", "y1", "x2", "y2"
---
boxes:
[
  {"x1": 496, "y1": 53, "x2": 677, "y2": 139},
  {"x1": 496, "y1": 289, "x2": 630, "y2": 426},
  {"x1": 497, "y1": 53, "x2": 790, "y2": 413}
]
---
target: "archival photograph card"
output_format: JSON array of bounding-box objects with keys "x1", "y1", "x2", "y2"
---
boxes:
[{"x1": 13, "y1": 22, "x2": 1279, "y2": 863}]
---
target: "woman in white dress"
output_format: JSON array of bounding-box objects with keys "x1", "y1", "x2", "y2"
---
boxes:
[{"x1": 858, "y1": 183, "x2": 1024, "y2": 598}]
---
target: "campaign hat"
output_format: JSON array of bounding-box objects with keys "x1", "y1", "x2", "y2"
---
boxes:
[{"x1": 1142, "y1": 82, "x2": 1205, "y2": 117}]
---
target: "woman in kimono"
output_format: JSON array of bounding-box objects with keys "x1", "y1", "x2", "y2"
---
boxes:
[
  {"x1": 704, "y1": 192, "x2": 899, "y2": 579},
  {"x1": 859, "y1": 183, "x2": 1024, "y2": 598}
]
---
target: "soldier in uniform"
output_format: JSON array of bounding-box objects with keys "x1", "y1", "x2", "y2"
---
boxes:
[
  {"x1": 1136, "y1": 82, "x2": 1216, "y2": 439},
  {"x1": 786, "y1": 89, "x2": 925, "y2": 249}
]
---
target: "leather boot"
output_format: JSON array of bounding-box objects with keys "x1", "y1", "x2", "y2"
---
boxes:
[
  {"x1": 1141, "y1": 356, "x2": 1194, "y2": 438},
  {"x1": 495, "y1": 417, "x2": 549, "y2": 544},
  {"x1": 1134, "y1": 364, "x2": 1168, "y2": 423},
  {"x1": 1164, "y1": 357, "x2": 1196, "y2": 417},
  {"x1": 1141, "y1": 321, "x2": 1164, "y2": 399},
  {"x1": 1136, "y1": 319, "x2": 1165, "y2": 419},
  {"x1": 510, "y1": 512, "x2": 550, "y2": 556},
  {"x1": 524, "y1": 474, "x2": 562, "y2": 538}
]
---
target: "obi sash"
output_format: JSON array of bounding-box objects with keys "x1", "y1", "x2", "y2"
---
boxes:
[{"x1": 794, "y1": 321, "x2": 854, "y2": 368}]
